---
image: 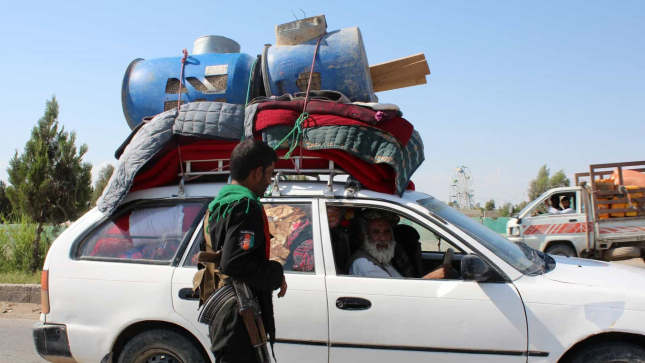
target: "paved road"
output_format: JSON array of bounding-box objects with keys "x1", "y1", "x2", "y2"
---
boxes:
[{"x1": 0, "y1": 319, "x2": 45, "y2": 362}]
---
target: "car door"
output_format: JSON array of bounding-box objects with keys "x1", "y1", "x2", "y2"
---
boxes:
[
  {"x1": 172, "y1": 198, "x2": 329, "y2": 363},
  {"x1": 320, "y1": 199, "x2": 528, "y2": 363},
  {"x1": 521, "y1": 190, "x2": 585, "y2": 253},
  {"x1": 63, "y1": 199, "x2": 208, "y2": 361}
]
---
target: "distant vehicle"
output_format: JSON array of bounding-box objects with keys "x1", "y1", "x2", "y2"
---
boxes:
[
  {"x1": 507, "y1": 161, "x2": 645, "y2": 261},
  {"x1": 33, "y1": 163, "x2": 645, "y2": 363}
]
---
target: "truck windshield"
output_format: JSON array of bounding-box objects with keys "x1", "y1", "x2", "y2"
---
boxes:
[
  {"x1": 517, "y1": 191, "x2": 550, "y2": 216},
  {"x1": 418, "y1": 197, "x2": 548, "y2": 275}
]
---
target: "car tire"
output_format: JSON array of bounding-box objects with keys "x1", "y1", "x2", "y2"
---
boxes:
[
  {"x1": 117, "y1": 329, "x2": 207, "y2": 363},
  {"x1": 545, "y1": 243, "x2": 577, "y2": 257},
  {"x1": 568, "y1": 342, "x2": 645, "y2": 363}
]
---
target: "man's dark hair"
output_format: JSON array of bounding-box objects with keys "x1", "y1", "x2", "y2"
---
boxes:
[{"x1": 230, "y1": 140, "x2": 278, "y2": 181}]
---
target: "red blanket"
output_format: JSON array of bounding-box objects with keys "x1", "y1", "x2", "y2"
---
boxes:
[
  {"x1": 130, "y1": 139, "x2": 414, "y2": 195},
  {"x1": 255, "y1": 100, "x2": 400, "y2": 123},
  {"x1": 254, "y1": 109, "x2": 414, "y2": 146}
]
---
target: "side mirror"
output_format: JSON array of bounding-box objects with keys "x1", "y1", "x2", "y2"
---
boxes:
[
  {"x1": 509, "y1": 204, "x2": 515, "y2": 215},
  {"x1": 461, "y1": 255, "x2": 490, "y2": 282}
]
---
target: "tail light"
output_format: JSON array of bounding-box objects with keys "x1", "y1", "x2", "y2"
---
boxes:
[{"x1": 41, "y1": 270, "x2": 50, "y2": 314}]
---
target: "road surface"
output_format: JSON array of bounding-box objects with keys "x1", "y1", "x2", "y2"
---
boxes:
[{"x1": 0, "y1": 318, "x2": 45, "y2": 362}]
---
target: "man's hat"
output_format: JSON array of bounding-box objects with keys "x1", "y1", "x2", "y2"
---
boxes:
[{"x1": 360, "y1": 209, "x2": 400, "y2": 226}]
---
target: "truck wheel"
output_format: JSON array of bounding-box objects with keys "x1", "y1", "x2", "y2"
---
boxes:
[
  {"x1": 567, "y1": 342, "x2": 645, "y2": 363},
  {"x1": 545, "y1": 244, "x2": 577, "y2": 257},
  {"x1": 117, "y1": 329, "x2": 207, "y2": 363}
]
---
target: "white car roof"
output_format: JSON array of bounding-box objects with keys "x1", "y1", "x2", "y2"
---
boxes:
[{"x1": 121, "y1": 181, "x2": 433, "y2": 206}]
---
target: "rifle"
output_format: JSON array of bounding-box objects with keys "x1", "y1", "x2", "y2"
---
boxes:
[{"x1": 231, "y1": 278, "x2": 272, "y2": 363}]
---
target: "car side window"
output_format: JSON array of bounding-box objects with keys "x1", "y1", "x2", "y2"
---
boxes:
[
  {"x1": 325, "y1": 205, "x2": 462, "y2": 280},
  {"x1": 183, "y1": 202, "x2": 315, "y2": 273},
  {"x1": 79, "y1": 202, "x2": 205, "y2": 264},
  {"x1": 399, "y1": 218, "x2": 454, "y2": 253},
  {"x1": 265, "y1": 203, "x2": 315, "y2": 273}
]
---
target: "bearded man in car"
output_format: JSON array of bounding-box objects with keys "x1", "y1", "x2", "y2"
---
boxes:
[{"x1": 347, "y1": 211, "x2": 452, "y2": 279}]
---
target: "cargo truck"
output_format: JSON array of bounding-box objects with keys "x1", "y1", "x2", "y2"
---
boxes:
[{"x1": 506, "y1": 161, "x2": 645, "y2": 261}]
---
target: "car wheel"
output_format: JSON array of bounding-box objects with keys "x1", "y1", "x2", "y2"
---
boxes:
[
  {"x1": 545, "y1": 244, "x2": 576, "y2": 257},
  {"x1": 568, "y1": 342, "x2": 645, "y2": 363},
  {"x1": 117, "y1": 329, "x2": 207, "y2": 363}
]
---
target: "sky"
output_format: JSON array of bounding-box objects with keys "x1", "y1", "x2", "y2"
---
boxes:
[{"x1": 0, "y1": 0, "x2": 643, "y2": 206}]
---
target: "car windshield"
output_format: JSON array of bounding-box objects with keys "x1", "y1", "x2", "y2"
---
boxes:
[{"x1": 418, "y1": 197, "x2": 551, "y2": 275}]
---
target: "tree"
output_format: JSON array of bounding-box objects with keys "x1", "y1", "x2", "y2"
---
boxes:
[
  {"x1": 0, "y1": 181, "x2": 12, "y2": 220},
  {"x1": 92, "y1": 164, "x2": 115, "y2": 205},
  {"x1": 6, "y1": 96, "x2": 92, "y2": 271},
  {"x1": 484, "y1": 199, "x2": 496, "y2": 211},
  {"x1": 528, "y1": 165, "x2": 571, "y2": 201},
  {"x1": 497, "y1": 202, "x2": 514, "y2": 217}
]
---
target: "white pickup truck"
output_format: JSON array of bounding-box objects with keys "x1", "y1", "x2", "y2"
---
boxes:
[{"x1": 507, "y1": 161, "x2": 645, "y2": 260}]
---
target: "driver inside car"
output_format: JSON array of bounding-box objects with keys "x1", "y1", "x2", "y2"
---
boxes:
[{"x1": 346, "y1": 210, "x2": 453, "y2": 279}]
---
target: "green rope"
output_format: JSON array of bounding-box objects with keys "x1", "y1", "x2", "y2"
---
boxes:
[
  {"x1": 273, "y1": 112, "x2": 308, "y2": 159},
  {"x1": 245, "y1": 57, "x2": 259, "y2": 106}
]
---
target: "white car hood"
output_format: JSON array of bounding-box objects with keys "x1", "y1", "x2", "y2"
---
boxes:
[{"x1": 544, "y1": 256, "x2": 645, "y2": 289}]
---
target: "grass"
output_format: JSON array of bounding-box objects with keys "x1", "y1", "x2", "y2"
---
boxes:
[{"x1": 0, "y1": 270, "x2": 41, "y2": 284}]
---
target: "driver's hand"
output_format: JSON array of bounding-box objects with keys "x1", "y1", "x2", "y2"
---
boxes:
[
  {"x1": 423, "y1": 265, "x2": 451, "y2": 280},
  {"x1": 277, "y1": 276, "x2": 288, "y2": 298}
]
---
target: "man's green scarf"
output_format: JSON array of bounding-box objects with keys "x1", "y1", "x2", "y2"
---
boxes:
[{"x1": 208, "y1": 184, "x2": 261, "y2": 223}]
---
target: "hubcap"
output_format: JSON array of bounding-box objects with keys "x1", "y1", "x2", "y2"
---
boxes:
[{"x1": 133, "y1": 349, "x2": 182, "y2": 363}]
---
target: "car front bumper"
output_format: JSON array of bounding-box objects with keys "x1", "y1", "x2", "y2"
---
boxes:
[{"x1": 33, "y1": 322, "x2": 76, "y2": 362}]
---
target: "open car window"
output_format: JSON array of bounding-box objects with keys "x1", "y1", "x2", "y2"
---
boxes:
[
  {"x1": 183, "y1": 202, "x2": 316, "y2": 273},
  {"x1": 324, "y1": 205, "x2": 462, "y2": 280}
]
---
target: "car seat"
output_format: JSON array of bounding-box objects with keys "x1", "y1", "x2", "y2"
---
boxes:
[{"x1": 393, "y1": 224, "x2": 423, "y2": 278}]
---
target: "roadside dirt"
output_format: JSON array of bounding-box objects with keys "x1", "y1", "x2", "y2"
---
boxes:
[{"x1": 0, "y1": 301, "x2": 41, "y2": 320}]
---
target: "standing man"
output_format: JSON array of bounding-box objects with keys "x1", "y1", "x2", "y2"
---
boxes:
[{"x1": 204, "y1": 140, "x2": 287, "y2": 362}]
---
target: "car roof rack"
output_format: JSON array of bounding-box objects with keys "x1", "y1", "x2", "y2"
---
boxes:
[{"x1": 179, "y1": 156, "x2": 349, "y2": 197}]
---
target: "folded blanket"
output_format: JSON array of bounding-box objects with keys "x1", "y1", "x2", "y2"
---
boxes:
[{"x1": 254, "y1": 110, "x2": 415, "y2": 146}]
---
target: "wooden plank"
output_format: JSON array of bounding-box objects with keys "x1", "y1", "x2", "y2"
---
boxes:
[
  {"x1": 371, "y1": 60, "x2": 430, "y2": 92},
  {"x1": 369, "y1": 53, "x2": 426, "y2": 78},
  {"x1": 590, "y1": 161, "x2": 645, "y2": 169},
  {"x1": 275, "y1": 15, "x2": 327, "y2": 45},
  {"x1": 596, "y1": 208, "x2": 645, "y2": 214},
  {"x1": 373, "y1": 74, "x2": 427, "y2": 93}
]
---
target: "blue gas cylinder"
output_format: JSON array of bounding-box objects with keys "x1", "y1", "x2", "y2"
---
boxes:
[
  {"x1": 122, "y1": 52, "x2": 255, "y2": 129},
  {"x1": 266, "y1": 27, "x2": 376, "y2": 103}
]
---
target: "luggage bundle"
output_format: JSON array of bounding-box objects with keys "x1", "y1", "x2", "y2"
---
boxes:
[{"x1": 99, "y1": 15, "x2": 430, "y2": 216}]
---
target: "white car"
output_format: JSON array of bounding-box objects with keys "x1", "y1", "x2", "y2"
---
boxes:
[{"x1": 33, "y1": 180, "x2": 645, "y2": 363}]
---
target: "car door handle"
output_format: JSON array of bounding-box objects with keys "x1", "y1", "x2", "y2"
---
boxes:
[
  {"x1": 336, "y1": 297, "x2": 371, "y2": 311},
  {"x1": 569, "y1": 219, "x2": 578, "y2": 222},
  {"x1": 179, "y1": 288, "x2": 199, "y2": 300}
]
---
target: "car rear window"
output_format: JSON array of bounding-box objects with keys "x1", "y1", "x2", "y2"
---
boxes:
[{"x1": 78, "y1": 202, "x2": 205, "y2": 264}]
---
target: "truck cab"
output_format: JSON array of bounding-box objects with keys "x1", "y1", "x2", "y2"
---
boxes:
[{"x1": 507, "y1": 186, "x2": 588, "y2": 257}]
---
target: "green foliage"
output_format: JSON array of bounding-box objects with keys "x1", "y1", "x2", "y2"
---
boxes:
[
  {"x1": 528, "y1": 165, "x2": 571, "y2": 201},
  {"x1": 0, "y1": 181, "x2": 12, "y2": 220},
  {"x1": 92, "y1": 164, "x2": 115, "y2": 205},
  {"x1": 0, "y1": 270, "x2": 41, "y2": 284},
  {"x1": 484, "y1": 199, "x2": 496, "y2": 211},
  {"x1": 0, "y1": 213, "x2": 59, "y2": 273},
  {"x1": 497, "y1": 202, "x2": 514, "y2": 217},
  {"x1": 5, "y1": 96, "x2": 91, "y2": 270}
]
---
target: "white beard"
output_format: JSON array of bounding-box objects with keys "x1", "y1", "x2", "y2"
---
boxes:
[{"x1": 363, "y1": 237, "x2": 396, "y2": 265}]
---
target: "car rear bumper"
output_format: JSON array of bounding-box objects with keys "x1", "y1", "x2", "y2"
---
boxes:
[{"x1": 33, "y1": 322, "x2": 76, "y2": 362}]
